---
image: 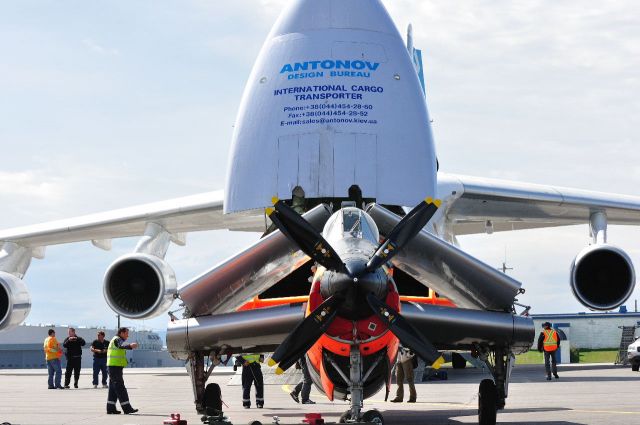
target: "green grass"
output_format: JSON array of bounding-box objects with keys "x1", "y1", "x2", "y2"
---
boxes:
[
  {"x1": 577, "y1": 349, "x2": 618, "y2": 363},
  {"x1": 515, "y1": 349, "x2": 618, "y2": 364}
]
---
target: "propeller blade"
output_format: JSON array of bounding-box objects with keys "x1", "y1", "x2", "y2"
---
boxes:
[
  {"x1": 365, "y1": 197, "x2": 440, "y2": 272},
  {"x1": 267, "y1": 198, "x2": 347, "y2": 273},
  {"x1": 366, "y1": 293, "x2": 444, "y2": 369},
  {"x1": 268, "y1": 295, "x2": 344, "y2": 374}
]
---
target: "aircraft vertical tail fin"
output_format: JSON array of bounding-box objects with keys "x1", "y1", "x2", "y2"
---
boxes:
[{"x1": 407, "y1": 24, "x2": 426, "y2": 96}]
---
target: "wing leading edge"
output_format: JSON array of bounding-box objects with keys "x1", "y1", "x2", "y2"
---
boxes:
[{"x1": 438, "y1": 173, "x2": 640, "y2": 236}]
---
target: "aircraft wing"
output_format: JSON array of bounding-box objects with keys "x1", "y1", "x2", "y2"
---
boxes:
[
  {"x1": 439, "y1": 173, "x2": 640, "y2": 236},
  {"x1": 166, "y1": 301, "x2": 534, "y2": 359},
  {"x1": 0, "y1": 190, "x2": 265, "y2": 249}
]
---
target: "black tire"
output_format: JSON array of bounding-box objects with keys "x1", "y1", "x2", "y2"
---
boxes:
[
  {"x1": 362, "y1": 409, "x2": 384, "y2": 424},
  {"x1": 339, "y1": 411, "x2": 352, "y2": 423},
  {"x1": 203, "y1": 382, "x2": 222, "y2": 413},
  {"x1": 452, "y1": 352, "x2": 467, "y2": 369},
  {"x1": 478, "y1": 379, "x2": 497, "y2": 425},
  {"x1": 248, "y1": 422, "x2": 262, "y2": 425},
  {"x1": 632, "y1": 363, "x2": 639, "y2": 372}
]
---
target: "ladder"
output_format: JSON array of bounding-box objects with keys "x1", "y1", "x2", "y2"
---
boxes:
[{"x1": 615, "y1": 326, "x2": 638, "y2": 365}]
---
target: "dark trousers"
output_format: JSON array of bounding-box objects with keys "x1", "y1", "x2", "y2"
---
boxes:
[
  {"x1": 292, "y1": 359, "x2": 312, "y2": 401},
  {"x1": 107, "y1": 366, "x2": 132, "y2": 412},
  {"x1": 93, "y1": 357, "x2": 108, "y2": 386},
  {"x1": 544, "y1": 350, "x2": 558, "y2": 376},
  {"x1": 241, "y1": 363, "x2": 264, "y2": 407},
  {"x1": 395, "y1": 360, "x2": 416, "y2": 401},
  {"x1": 64, "y1": 356, "x2": 82, "y2": 386}
]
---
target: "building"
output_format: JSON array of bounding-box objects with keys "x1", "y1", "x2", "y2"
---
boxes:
[
  {"x1": 0, "y1": 324, "x2": 184, "y2": 369},
  {"x1": 531, "y1": 309, "x2": 640, "y2": 350}
]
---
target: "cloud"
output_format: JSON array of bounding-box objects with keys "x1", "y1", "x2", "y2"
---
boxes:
[{"x1": 81, "y1": 38, "x2": 120, "y2": 56}]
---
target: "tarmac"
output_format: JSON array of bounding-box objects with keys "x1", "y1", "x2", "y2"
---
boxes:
[{"x1": 1, "y1": 363, "x2": 639, "y2": 425}]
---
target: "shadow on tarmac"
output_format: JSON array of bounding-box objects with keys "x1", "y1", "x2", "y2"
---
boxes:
[{"x1": 250, "y1": 406, "x2": 580, "y2": 425}]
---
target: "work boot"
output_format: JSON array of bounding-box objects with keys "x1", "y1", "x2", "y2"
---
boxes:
[
  {"x1": 290, "y1": 392, "x2": 300, "y2": 403},
  {"x1": 74, "y1": 383, "x2": 78, "y2": 388},
  {"x1": 106, "y1": 410, "x2": 121, "y2": 415},
  {"x1": 64, "y1": 385, "x2": 70, "y2": 389},
  {"x1": 554, "y1": 374, "x2": 559, "y2": 379},
  {"x1": 257, "y1": 403, "x2": 264, "y2": 409},
  {"x1": 407, "y1": 398, "x2": 416, "y2": 403},
  {"x1": 546, "y1": 376, "x2": 552, "y2": 381},
  {"x1": 302, "y1": 399, "x2": 316, "y2": 404},
  {"x1": 123, "y1": 407, "x2": 138, "y2": 415},
  {"x1": 390, "y1": 397, "x2": 402, "y2": 403},
  {"x1": 93, "y1": 385, "x2": 98, "y2": 389}
]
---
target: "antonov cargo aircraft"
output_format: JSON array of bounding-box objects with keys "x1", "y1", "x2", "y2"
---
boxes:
[{"x1": 1, "y1": 1, "x2": 639, "y2": 424}]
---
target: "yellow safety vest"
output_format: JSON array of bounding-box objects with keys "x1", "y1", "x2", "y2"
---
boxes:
[
  {"x1": 107, "y1": 336, "x2": 128, "y2": 367},
  {"x1": 242, "y1": 354, "x2": 261, "y2": 364},
  {"x1": 543, "y1": 329, "x2": 558, "y2": 352},
  {"x1": 44, "y1": 336, "x2": 62, "y2": 361}
]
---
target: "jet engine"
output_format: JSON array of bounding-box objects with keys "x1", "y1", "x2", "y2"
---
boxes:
[
  {"x1": 0, "y1": 271, "x2": 31, "y2": 331},
  {"x1": 570, "y1": 244, "x2": 635, "y2": 311},
  {"x1": 103, "y1": 253, "x2": 177, "y2": 319}
]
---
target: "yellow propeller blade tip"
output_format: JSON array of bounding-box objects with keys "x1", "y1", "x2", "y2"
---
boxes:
[
  {"x1": 275, "y1": 367, "x2": 285, "y2": 375},
  {"x1": 425, "y1": 197, "x2": 433, "y2": 204},
  {"x1": 431, "y1": 356, "x2": 445, "y2": 370},
  {"x1": 267, "y1": 358, "x2": 276, "y2": 367},
  {"x1": 434, "y1": 199, "x2": 442, "y2": 208},
  {"x1": 265, "y1": 207, "x2": 274, "y2": 216},
  {"x1": 271, "y1": 196, "x2": 279, "y2": 205}
]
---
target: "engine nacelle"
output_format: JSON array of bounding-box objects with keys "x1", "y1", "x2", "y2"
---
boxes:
[
  {"x1": 103, "y1": 253, "x2": 177, "y2": 319},
  {"x1": 570, "y1": 244, "x2": 635, "y2": 311},
  {"x1": 0, "y1": 271, "x2": 31, "y2": 331}
]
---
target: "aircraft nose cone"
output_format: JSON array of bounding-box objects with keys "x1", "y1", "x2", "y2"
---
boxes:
[{"x1": 272, "y1": 0, "x2": 399, "y2": 37}]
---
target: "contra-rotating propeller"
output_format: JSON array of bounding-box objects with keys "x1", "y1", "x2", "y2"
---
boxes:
[{"x1": 266, "y1": 197, "x2": 444, "y2": 373}]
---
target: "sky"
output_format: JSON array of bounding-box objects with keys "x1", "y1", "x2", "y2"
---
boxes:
[{"x1": 1, "y1": 0, "x2": 640, "y2": 335}]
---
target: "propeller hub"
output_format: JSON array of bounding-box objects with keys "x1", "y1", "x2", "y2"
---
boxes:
[{"x1": 320, "y1": 258, "x2": 387, "y2": 320}]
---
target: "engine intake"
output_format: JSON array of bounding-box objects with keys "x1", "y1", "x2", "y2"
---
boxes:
[
  {"x1": 570, "y1": 244, "x2": 635, "y2": 311},
  {"x1": 0, "y1": 271, "x2": 31, "y2": 331},
  {"x1": 104, "y1": 253, "x2": 177, "y2": 319}
]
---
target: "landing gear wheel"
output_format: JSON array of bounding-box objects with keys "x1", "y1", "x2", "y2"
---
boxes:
[
  {"x1": 362, "y1": 409, "x2": 384, "y2": 424},
  {"x1": 452, "y1": 352, "x2": 467, "y2": 369},
  {"x1": 248, "y1": 422, "x2": 262, "y2": 425},
  {"x1": 339, "y1": 411, "x2": 352, "y2": 423},
  {"x1": 632, "y1": 363, "x2": 639, "y2": 372},
  {"x1": 478, "y1": 378, "x2": 497, "y2": 425},
  {"x1": 203, "y1": 383, "x2": 222, "y2": 414}
]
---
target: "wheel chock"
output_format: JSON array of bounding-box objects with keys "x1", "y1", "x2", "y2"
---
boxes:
[
  {"x1": 302, "y1": 413, "x2": 324, "y2": 425},
  {"x1": 164, "y1": 413, "x2": 188, "y2": 425}
]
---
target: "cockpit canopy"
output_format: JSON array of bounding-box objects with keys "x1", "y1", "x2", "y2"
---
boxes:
[{"x1": 323, "y1": 207, "x2": 380, "y2": 244}]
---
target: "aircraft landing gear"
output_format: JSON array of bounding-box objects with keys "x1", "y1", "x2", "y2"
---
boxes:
[
  {"x1": 478, "y1": 379, "x2": 497, "y2": 425},
  {"x1": 475, "y1": 345, "x2": 515, "y2": 425},
  {"x1": 361, "y1": 409, "x2": 384, "y2": 424},
  {"x1": 340, "y1": 410, "x2": 384, "y2": 424}
]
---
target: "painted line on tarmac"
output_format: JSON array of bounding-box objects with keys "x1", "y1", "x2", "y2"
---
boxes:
[{"x1": 571, "y1": 409, "x2": 640, "y2": 415}]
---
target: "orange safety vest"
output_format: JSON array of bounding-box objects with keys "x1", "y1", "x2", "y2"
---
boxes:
[
  {"x1": 542, "y1": 329, "x2": 558, "y2": 352},
  {"x1": 44, "y1": 336, "x2": 62, "y2": 361}
]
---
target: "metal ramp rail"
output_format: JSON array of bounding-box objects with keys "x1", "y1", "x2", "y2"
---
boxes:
[{"x1": 615, "y1": 325, "x2": 639, "y2": 365}]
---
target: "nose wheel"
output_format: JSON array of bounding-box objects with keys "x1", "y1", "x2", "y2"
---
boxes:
[{"x1": 339, "y1": 409, "x2": 384, "y2": 424}]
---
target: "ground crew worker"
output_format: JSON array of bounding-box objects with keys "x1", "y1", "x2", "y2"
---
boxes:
[
  {"x1": 63, "y1": 327, "x2": 86, "y2": 388},
  {"x1": 390, "y1": 345, "x2": 417, "y2": 403},
  {"x1": 106, "y1": 327, "x2": 139, "y2": 414},
  {"x1": 238, "y1": 353, "x2": 264, "y2": 408},
  {"x1": 289, "y1": 357, "x2": 315, "y2": 404},
  {"x1": 537, "y1": 322, "x2": 560, "y2": 380},
  {"x1": 44, "y1": 329, "x2": 63, "y2": 389}
]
